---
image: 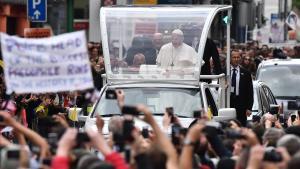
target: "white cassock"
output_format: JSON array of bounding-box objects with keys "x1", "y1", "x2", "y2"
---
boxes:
[{"x1": 156, "y1": 43, "x2": 197, "y2": 68}]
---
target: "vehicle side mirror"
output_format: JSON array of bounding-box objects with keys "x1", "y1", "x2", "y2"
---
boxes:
[
  {"x1": 287, "y1": 101, "x2": 300, "y2": 110},
  {"x1": 213, "y1": 108, "x2": 236, "y2": 122}
]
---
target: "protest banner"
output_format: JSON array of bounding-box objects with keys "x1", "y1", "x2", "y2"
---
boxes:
[{"x1": 0, "y1": 31, "x2": 94, "y2": 94}]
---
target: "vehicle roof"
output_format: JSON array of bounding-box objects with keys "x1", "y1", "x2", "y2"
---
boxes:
[
  {"x1": 105, "y1": 81, "x2": 200, "y2": 89},
  {"x1": 258, "y1": 59, "x2": 300, "y2": 67}
]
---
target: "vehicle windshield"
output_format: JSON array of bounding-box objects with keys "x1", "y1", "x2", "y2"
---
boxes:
[
  {"x1": 257, "y1": 65, "x2": 300, "y2": 97},
  {"x1": 93, "y1": 87, "x2": 202, "y2": 118}
]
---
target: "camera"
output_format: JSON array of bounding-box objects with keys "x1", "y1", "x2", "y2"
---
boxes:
[
  {"x1": 47, "y1": 132, "x2": 58, "y2": 150},
  {"x1": 6, "y1": 150, "x2": 20, "y2": 159},
  {"x1": 123, "y1": 119, "x2": 135, "y2": 143},
  {"x1": 77, "y1": 132, "x2": 90, "y2": 144},
  {"x1": 42, "y1": 158, "x2": 52, "y2": 166},
  {"x1": 0, "y1": 145, "x2": 24, "y2": 169},
  {"x1": 166, "y1": 107, "x2": 175, "y2": 123},
  {"x1": 105, "y1": 89, "x2": 117, "y2": 99},
  {"x1": 263, "y1": 147, "x2": 282, "y2": 162},
  {"x1": 122, "y1": 105, "x2": 140, "y2": 116},
  {"x1": 193, "y1": 110, "x2": 202, "y2": 119},
  {"x1": 142, "y1": 127, "x2": 149, "y2": 138},
  {"x1": 269, "y1": 104, "x2": 280, "y2": 115},
  {"x1": 291, "y1": 114, "x2": 297, "y2": 123}
]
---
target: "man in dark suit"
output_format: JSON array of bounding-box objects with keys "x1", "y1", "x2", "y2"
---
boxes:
[
  {"x1": 230, "y1": 50, "x2": 253, "y2": 126},
  {"x1": 200, "y1": 39, "x2": 222, "y2": 83}
]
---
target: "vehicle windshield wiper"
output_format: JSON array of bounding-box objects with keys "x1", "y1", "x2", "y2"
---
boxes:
[
  {"x1": 151, "y1": 113, "x2": 190, "y2": 118},
  {"x1": 152, "y1": 113, "x2": 164, "y2": 116},
  {"x1": 176, "y1": 115, "x2": 190, "y2": 118},
  {"x1": 99, "y1": 114, "x2": 121, "y2": 117}
]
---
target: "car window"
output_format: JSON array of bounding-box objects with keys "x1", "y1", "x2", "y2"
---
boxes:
[
  {"x1": 262, "y1": 86, "x2": 277, "y2": 104},
  {"x1": 260, "y1": 87, "x2": 270, "y2": 114},
  {"x1": 257, "y1": 65, "x2": 300, "y2": 97},
  {"x1": 94, "y1": 87, "x2": 202, "y2": 118}
]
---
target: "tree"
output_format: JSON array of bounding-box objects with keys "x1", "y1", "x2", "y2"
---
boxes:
[{"x1": 293, "y1": 0, "x2": 300, "y2": 11}]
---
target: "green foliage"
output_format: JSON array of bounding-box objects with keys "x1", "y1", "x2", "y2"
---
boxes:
[{"x1": 293, "y1": 0, "x2": 300, "y2": 10}]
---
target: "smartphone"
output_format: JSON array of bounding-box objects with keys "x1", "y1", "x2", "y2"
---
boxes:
[
  {"x1": 77, "y1": 132, "x2": 90, "y2": 143},
  {"x1": 42, "y1": 158, "x2": 52, "y2": 166},
  {"x1": 142, "y1": 127, "x2": 149, "y2": 138},
  {"x1": 269, "y1": 104, "x2": 279, "y2": 115},
  {"x1": 122, "y1": 106, "x2": 140, "y2": 116},
  {"x1": 0, "y1": 116, "x2": 4, "y2": 122},
  {"x1": 166, "y1": 107, "x2": 175, "y2": 123},
  {"x1": 47, "y1": 133, "x2": 58, "y2": 147},
  {"x1": 105, "y1": 89, "x2": 117, "y2": 99},
  {"x1": 7, "y1": 150, "x2": 20, "y2": 159},
  {"x1": 193, "y1": 110, "x2": 202, "y2": 118},
  {"x1": 279, "y1": 115, "x2": 285, "y2": 124},
  {"x1": 291, "y1": 115, "x2": 297, "y2": 123},
  {"x1": 123, "y1": 120, "x2": 134, "y2": 142},
  {"x1": 171, "y1": 124, "x2": 181, "y2": 145},
  {"x1": 271, "y1": 122, "x2": 275, "y2": 127}
]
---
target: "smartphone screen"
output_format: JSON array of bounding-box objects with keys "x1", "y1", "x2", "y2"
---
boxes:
[
  {"x1": 291, "y1": 115, "x2": 296, "y2": 122},
  {"x1": 142, "y1": 127, "x2": 149, "y2": 138},
  {"x1": 193, "y1": 110, "x2": 202, "y2": 118},
  {"x1": 7, "y1": 150, "x2": 20, "y2": 159},
  {"x1": 77, "y1": 132, "x2": 90, "y2": 143}
]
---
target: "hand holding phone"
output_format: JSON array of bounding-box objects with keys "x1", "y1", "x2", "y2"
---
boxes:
[{"x1": 122, "y1": 106, "x2": 140, "y2": 116}]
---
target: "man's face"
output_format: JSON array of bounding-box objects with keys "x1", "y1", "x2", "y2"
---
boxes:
[
  {"x1": 231, "y1": 51, "x2": 241, "y2": 67},
  {"x1": 171, "y1": 33, "x2": 183, "y2": 48},
  {"x1": 153, "y1": 33, "x2": 163, "y2": 49}
]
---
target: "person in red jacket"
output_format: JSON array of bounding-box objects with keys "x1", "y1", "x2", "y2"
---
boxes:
[{"x1": 51, "y1": 128, "x2": 129, "y2": 169}]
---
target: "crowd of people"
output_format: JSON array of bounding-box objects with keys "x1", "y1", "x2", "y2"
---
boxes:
[
  {"x1": 0, "y1": 32, "x2": 300, "y2": 169},
  {"x1": 0, "y1": 88, "x2": 299, "y2": 169}
]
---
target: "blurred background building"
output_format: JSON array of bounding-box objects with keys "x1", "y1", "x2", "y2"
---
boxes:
[{"x1": 0, "y1": 0, "x2": 299, "y2": 43}]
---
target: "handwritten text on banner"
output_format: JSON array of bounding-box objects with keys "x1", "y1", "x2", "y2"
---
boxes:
[{"x1": 0, "y1": 31, "x2": 94, "y2": 94}]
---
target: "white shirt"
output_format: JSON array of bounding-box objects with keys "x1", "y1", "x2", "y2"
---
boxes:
[
  {"x1": 231, "y1": 65, "x2": 240, "y2": 96},
  {"x1": 156, "y1": 43, "x2": 197, "y2": 68}
]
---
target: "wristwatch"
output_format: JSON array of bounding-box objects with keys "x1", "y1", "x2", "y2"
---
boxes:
[{"x1": 183, "y1": 138, "x2": 196, "y2": 147}]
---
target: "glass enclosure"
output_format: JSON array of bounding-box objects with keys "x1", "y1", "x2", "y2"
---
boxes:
[{"x1": 100, "y1": 6, "x2": 229, "y2": 83}]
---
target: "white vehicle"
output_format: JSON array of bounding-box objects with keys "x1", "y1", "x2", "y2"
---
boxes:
[
  {"x1": 83, "y1": 5, "x2": 236, "y2": 134},
  {"x1": 256, "y1": 59, "x2": 300, "y2": 119}
]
